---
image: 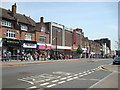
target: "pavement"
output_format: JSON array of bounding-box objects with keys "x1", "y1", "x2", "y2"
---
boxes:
[
  {"x1": 1, "y1": 58, "x2": 120, "y2": 89},
  {"x1": 90, "y1": 64, "x2": 120, "y2": 88}
]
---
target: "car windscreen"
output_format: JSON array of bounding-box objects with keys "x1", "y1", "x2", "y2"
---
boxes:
[{"x1": 114, "y1": 57, "x2": 120, "y2": 61}]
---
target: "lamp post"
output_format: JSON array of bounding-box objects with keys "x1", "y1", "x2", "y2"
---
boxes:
[{"x1": 55, "y1": 30, "x2": 60, "y2": 60}]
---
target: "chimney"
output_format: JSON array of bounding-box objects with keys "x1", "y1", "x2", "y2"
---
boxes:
[
  {"x1": 12, "y1": 3, "x2": 17, "y2": 17},
  {"x1": 40, "y1": 17, "x2": 44, "y2": 22}
]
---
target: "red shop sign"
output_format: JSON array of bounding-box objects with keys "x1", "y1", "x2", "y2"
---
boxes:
[{"x1": 72, "y1": 46, "x2": 78, "y2": 50}]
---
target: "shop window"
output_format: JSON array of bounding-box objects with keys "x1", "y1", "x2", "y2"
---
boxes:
[
  {"x1": 40, "y1": 36, "x2": 46, "y2": 43},
  {"x1": 21, "y1": 25, "x2": 28, "y2": 31},
  {"x1": 6, "y1": 30, "x2": 16, "y2": 38},
  {"x1": 25, "y1": 33, "x2": 32, "y2": 40},
  {"x1": 1, "y1": 20, "x2": 11, "y2": 27}
]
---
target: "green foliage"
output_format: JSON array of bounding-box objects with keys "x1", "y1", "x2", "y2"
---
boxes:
[{"x1": 76, "y1": 45, "x2": 83, "y2": 54}]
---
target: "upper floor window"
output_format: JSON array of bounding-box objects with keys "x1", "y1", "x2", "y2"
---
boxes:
[
  {"x1": 1, "y1": 20, "x2": 11, "y2": 27},
  {"x1": 40, "y1": 36, "x2": 46, "y2": 43},
  {"x1": 25, "y1": 33, "x2": 32, "y2": 40},
  {"x1": 21, "y1": 25, "x2": 28, "y2": 31},
  {"x1": 6, "y1": 30, "x2": 16, "y2": 38},
  {"x1": 41, "y1": 27, "x2": 46, "y2": 32}
]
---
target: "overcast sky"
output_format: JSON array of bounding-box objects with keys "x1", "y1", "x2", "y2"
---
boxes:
[{"x1": 1, "y1": 1, "x2": 118, "y2": 50}]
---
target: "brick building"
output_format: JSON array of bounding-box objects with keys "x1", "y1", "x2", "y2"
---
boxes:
[
  {"x1": 0, "y1": 3, "x2": 107, "y2": 60},
  {"x1": 0, "y1": 4, "x2": 50, "y2": 59}
]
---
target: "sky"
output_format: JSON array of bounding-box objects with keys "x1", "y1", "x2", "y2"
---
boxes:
[{"x1": 1, "y1": 1, "x2": 118, "y2": 50}]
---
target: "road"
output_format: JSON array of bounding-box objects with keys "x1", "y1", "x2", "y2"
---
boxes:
[{"x1": 2, "y1": 59, "x2": 119, "y2": 90}]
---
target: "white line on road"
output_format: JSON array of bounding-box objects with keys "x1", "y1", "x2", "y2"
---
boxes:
[
  {"x1": 18, "y1": 79, "x2": 34, "y2": 85},
  {"x1": 51, "y1": 80, "x2": 59, "y2": 83},
  {"x1": 67, "y1": 76, "x2": 72, "y2": 78},
  {"x1": 73, "y1": 77, "x2": 78, "y2": 79},
  {"x1": 74, "y1": 74, "x2": 79, "y2": 76},
  {"x1": 40, "y1": 82, "x2": 49, "y2": 86},
  {"x1": 60, "y1": 77, "x2": 67, "y2": 80},
  {"x1": 46, "y1": 84, "x2": 57, "y2": 88},
  {"x1": 28, "y1": 86, "x2": 37, "y2": 89},
  {"x1": 79, "y1": 75, "x2": 84, "y2": 77},
  {"x1": 66, "y1": 78, "x2": 74, "y2": 81},
  {"x1": 89, "y1": 72, "x2": 114, "y2": 88},
  {"x1": 58, "y1": 81, "x2": 66, "y2": 84}
]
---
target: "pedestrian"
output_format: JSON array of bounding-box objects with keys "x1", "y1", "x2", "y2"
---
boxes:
[
  {"x1": 8, "y1": 51, "x2": 11, "y2": 61},
  {"x1": 37, "y1": 53, "x2": 40, "y2": 61},
  {"x1": 3, "y1": 52, "x2": 7, "y2": 61},
  {"x1": 21, "y1": 54, "x2": 24, "y2": 61}
]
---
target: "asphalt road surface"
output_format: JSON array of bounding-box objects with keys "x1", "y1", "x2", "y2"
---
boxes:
[{"x1": 2, "y1": 59, "x2": 116, "y2": 89}]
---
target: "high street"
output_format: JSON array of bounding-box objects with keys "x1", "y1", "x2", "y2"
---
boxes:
[{"x1": 1, "y1": 58, "x2": 120, "y2": 90}]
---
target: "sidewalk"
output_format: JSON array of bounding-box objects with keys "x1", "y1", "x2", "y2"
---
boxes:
[
  {"x1": 90, "y1": 64, "x2": 120, "y2": 88},
  {"x1": 0, "y1": 58, "x2": 111, "y2": 67}
]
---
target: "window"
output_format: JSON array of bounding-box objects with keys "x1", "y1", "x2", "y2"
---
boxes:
[
  {"x1": 25, "y1": 33, "x2": 32, "y2": 40},
  {"x1": 41, "y1": 27, "x2": 46, "y2": 32},
  {"x1": 40, "y1": 36, "x2": 46, "y2": 43},
  {"x1": 6, "y1": 30, "x2": 16, "y2": 38},
  {"x1": 21, "y1": 25, "x2": 28, "y2": 31},
  {"x1": 52, "y1": 26, "x2": 62, "y2": 31},
  {"x1": 1, "y1": 20, "x2": 11, "y2": 27}
]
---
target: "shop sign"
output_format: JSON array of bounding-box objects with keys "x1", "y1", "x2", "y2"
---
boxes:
[
  {"x1": 37, "y1": 45, "x2": 51, "y2": 49},
  {"x1": 23, "y1": 43, "x2": 36, "y2": 48},
  {"x1": 73, "y1": 30, "x2": 76, "y2": 44},
  {"x1": 2, "y1": 38, "x2": 20, "y2": 44},
  {"x1": 72, "y1": 46, "x2": 78, "y2": 50}
]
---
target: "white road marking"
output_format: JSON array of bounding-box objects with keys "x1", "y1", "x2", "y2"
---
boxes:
[
  {"x1": 67, "y1": 76, "x2": 72, "y2": 78},
  {"x1": 58, "y1": 81, "x2": 66, "y2": 84},
  {"x1": 66, "y1": 78, "x2": 74, "y2": 81},
  {"x1": 28, "y1": 86, "x2": 37, "y2": 89},
  {"x1": 79, "y1": 75, "x2": 84, "y2": 77},
  {"x1": 73, "y1": 77, "x2": 78, "y2": 79},
  {"x1": 51, "y1": 80, "x2": 59, "y2": 83},
  {"x1": 74, "y1": 74, "x2": 79, "y2": 76},
  {"x1": 45, "y1": 79, "x2": 51, "y2": 81},
  {"x1": 18, "y1": 79, "x2": 34, "y2": 85},
  {"x1": 87, "y1": 72, "x2": 92, "y2": 74},
  {"x1": 46, "y1": 84, "x2": 57, "y2": 88},
  {"x1": 79, "y1": 73, "x2": 82, "y2": 74},
  {"x1": 89, "y1": 72, "x2": 114, "y2": 88},
  {"x1": 60, "y1": 77, "x2": 67, "y2": 80},
  {"x1": 40, "y1": 82, "x2": 49, "y2": 86}
]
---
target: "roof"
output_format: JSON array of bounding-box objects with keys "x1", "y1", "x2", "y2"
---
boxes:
[{"x1": 1, "y1": 8, "x2": 36, "y2": 26}]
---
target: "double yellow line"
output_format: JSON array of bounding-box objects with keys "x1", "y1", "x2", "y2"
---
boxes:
[{"x1": 98, "y1": 64, "x2": 120, "y2": 74}]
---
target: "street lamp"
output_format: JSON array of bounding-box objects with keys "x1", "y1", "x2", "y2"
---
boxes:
[{"x1": 55, "y1": 30, "x2": 60, "y2": 60}]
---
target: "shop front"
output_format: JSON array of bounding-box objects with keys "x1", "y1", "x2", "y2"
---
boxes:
[
  {"x1": 23, "y1": 40, "x2": 37, "y2": 55},
  {"x1": 0, "y1": 38, "x2": 2, "y2": 60},
  {"x1": 2, "y1": 38, "x2": 22, "y2": 60},
  {"x1": 37, "y1": 43, "x2": 52, "y2": 55},
  {"x1": 52, "y1": 45, "x2": 72, "y2": 55}
]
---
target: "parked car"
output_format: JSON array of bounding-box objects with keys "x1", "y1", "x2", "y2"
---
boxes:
[{"x1": 113, "y1": 57, "x2": 120, "y2": 65}]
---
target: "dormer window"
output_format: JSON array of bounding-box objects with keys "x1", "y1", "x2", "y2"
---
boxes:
[
  {"x1": 21, "y1": 25, "x2": 28, "y2": 31},
  {"x1": 41, "y1": 27, "x2": 45, "y2": 32},
  {"x1": 1, "y1": 20, "x2": 11, "y2": 27}
]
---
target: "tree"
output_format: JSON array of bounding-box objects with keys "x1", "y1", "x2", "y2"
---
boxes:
[{"x1": 76, "y1": 45, "x2": 83, "y2": 54}]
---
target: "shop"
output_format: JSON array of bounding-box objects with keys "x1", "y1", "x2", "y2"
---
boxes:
[
  {"x1": 23, "y1": 40, "x2": 37, "y2": 54},
  {"x1": 0, "y1": 38, "x2": 2, "y2": 60},
  {"x1": 2, "y1": 38, "x2": 22, "y2": 59},
  {"x1": 52, "y1": 45, "x2": 72, "y2": 55},
  {"x1": 37, "y1": 43, "x2": 52, "y2": 55}
]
